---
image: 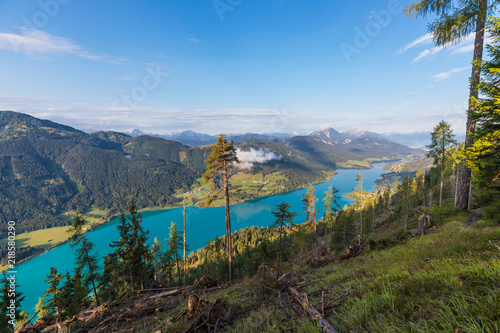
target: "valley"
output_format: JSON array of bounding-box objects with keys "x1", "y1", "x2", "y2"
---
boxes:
[{"x1": 0, "y1": 111, "x2": 423, "y2": 243}]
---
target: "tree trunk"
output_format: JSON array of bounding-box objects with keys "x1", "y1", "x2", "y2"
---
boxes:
[
  {"x1": 223, "y1": 159, "x2": 232, "y2": 284},
  {"x1": 454, "y1": 162, "x2": 461, "y2": 207},
  {"x1": 175, "y1": 252, "x2": 181, "y2": 286},
  {"x1": 360, "y1": 178, "x2": 363, "y2": 238},
  {"x1": 468, "y1": 172, "x2": 474, "y2": 210},
  {"x1": 183, "y1": 198, "x2": 187, "y2": 287},
  {"x1": 127, "y1": 251, "x2": 134, "y2": 292},
  {"x1": 313, "y1": 200, "x2": 318, "y2": 248},
  {"x1": 277, "y1": 224, "x2": 282, "y2": 278},
  {"x1": 422, "y1": 172, "x2": 426, "y2": 207},
  {"x1": 440, "y1": 160, "x2": 444, "y2": 207},
  {"x1": 359, "y1": 200, "x2": 363, "y2": 238},
  {"x1": 154, "y1": 252, "x2": 158, "y2": 281},
  {"x1": 82, "y1": 237, "x2": 100, "y2": 306},
  {"x1": 457, "y1": 0, "x2": 487, "y2": 209},
  {"x1": 205, "y1": 249, "x2": 209, "y2": 276},
  {"x1": 405, "y1": 185, "x2": 409, "y2": 231},
  {"x1": 372, "y1": 202, "x2": 375, "y2": 232}
]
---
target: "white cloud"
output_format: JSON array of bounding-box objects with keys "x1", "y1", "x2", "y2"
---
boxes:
[
  {"x1": 398, "y1": 33, "x2": 434, "y2": 54},
  {"x1": 412, "y1": 45, "x2": 445, "y2": 63},
  {"x1": 402, "y1": 33, "x2": 480, "y2": 63},
  {"x1": 452, "y1": 44, "x2": 474, "y2": 54},
  {"x1": 431, "y1": 67, "x2": 468, "y2": 82},
  {"x1": 236, "y1": 148, "x2": 282, "y2": 169},
  {"x1": 451, "y1": 35, "x2": 492, "y2": 54},
  {"x1": 188, "y1": 37, "x2": 200, "y2": 43},
  {"x1": 0, "y1": 28, "x2": 124, "y2": 63}
]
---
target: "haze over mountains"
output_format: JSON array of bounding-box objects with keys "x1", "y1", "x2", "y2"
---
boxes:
[
  {"x1": 0, "y1": 111, "x2": 424, "y2": 235},
  {"x1": 122, "y1": 127, "x2": 435, "y2": 149}
]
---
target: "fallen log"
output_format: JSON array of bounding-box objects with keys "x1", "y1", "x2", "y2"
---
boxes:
[
  {"x1": 149, "y1": 288, "x2": 183, "y2": 299},
  {"x1": 14, "y1": 310, "x2": 40, "y2": 333},
  {"x1": 289, "y1": 287, "x2": 338, "y2": 333},
  {"x1": 136, "y1": 286, "x2": 179, "y2": 293}
]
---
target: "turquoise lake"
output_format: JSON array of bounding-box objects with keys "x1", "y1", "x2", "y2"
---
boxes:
[{"x1": 16, "y1": 162, "x2": 390, "y2": 313}]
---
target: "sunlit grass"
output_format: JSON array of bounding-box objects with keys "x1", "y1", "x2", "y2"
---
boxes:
[{"x1": 305, "y1": 218, "x2": 500, "y2": 333}]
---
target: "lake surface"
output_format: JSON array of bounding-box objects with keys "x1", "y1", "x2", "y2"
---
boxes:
[{"x1": 16, "y1": 162, "x2": 390, "y2": 313}]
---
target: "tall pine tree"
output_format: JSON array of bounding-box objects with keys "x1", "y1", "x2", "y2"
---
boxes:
[
  {"x1": 427, "y1": 121, "x2": 457, "y2": 206},
  {"x1": 271, "y1": 202, "x2": 297, "y2": 277},
  {"x1": 168, "y1": 222, "x2": 184, "y2": 286},
  {"x1": 405, "y1": 0, "x2": 490, "y2": 209},
  {"x1": 323, "y1": 185, "x2": 342, "y2": 235},
  {"x1": 202, "y1": 134, "x2": 240, "y2": 283},
  {"x1": 466, "y1": 17, "x2": 500, "y2": 204},
  {"x1": 68, "y1": 213, "x2": 100, "y2": 306}
]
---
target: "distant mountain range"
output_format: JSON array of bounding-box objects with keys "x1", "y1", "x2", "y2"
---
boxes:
[
  {"x1": 0, "y1": 111, "x2": 424, "y2": 235},
  {"x1": 122, "y1": 129, "x2": 293, "y2": 147},
  {"x1": 121, "y1": 127, "x2": 439, "y2": 149},
  {"x1": 309, "y1": 127, "x2": 439, "y2": 149}
]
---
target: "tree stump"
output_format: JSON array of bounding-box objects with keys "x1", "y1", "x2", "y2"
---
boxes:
[{"x1": 417, "y1": 212, "x2": 433, "y2": 236}]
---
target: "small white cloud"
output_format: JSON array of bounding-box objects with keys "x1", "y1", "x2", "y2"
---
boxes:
[
  {"x1": 432, "y1": 67, "x2": 468, "y2": 82},
  {"x1": 406, "y1": 34, "x2": 480, "y2": 63},
  {"x1": 115, "y1": 75, "x2": 142, "y2": 81},
  {"x1": 452, "y1": 44, "x2": 474, "y2": 54},
  {"x1": 412, "y1": 46, "x2": 443, "y2": 63},
  {"x1": 398, "y1": 33, "x2": 434, "y2": 54},
  {"x1": 0, "y1": 27, "x2": 124, "y2": 63},
  {"x1": 188, "y1": 37, "x2": 200, "y2": 43},
  {"x1": 236, "y1": 148, "x2": 282, "y2": 170}
]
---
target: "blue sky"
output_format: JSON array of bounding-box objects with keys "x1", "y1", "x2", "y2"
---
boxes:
[{"x1": 0, "y1": 0, "x2": 481, "y2": 135}]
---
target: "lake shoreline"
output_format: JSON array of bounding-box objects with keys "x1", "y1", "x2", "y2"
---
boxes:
[
  {"x1": 1, "y1": 171, "x2": 339, "y2": 273},
  {"x1": 4, "y1": 158, "x2": 399, "y2": 274}
]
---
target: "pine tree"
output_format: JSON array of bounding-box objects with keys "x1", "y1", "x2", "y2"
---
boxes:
[
  {"x1": 71, "y1": 269, "x2": 90, "y2": 314},
  {"x1": 68, "y1": 213, "x2": 100, "y2": 306},
  {"x1": 152, "y1": 237, "x2": 163, "y2": 282},
  {"x1": 302, "y1": 186, "x2": 319, "y2": 247},
  {"x1": 128, "y1": 199, "x2": 152, "y2": 290},
  {"x1": 0, "y1": 273, "x2": 25, "y2": 332},
  {"x1": 427, "y1": 121, "x2": 457, "y2": 206},
  {"x1": 109, "y1": 211, "x2": 134, "y2": 291},
  {"x1": 202, "y1": 133, "x2": 240, "y2": 283},
  {"x1": 35, "y1": 298, "x2": 50, "y2": 320},
  {"x1": 401, "y1": 175, "x2": 412, "y2": 230},
  {"x1": 415, "y1": 169, "x2": 426, "y2": 206},
  {"x1": 330, "y1": 208, "x2": 355, "y2": 253},
  {"x1": 323, "y1": 185, "x2": 342, "y2": 235},
  {"x1": 383, "y1": 186, "x2": 392, "y2": 211},
  {"x1": 42, "y1": 267, "x2": 63, "y2": 314},
  {"x1": 355, "y1": 173, "x2": 365, "y2": 238},
  {"x1": 465, "y1": 17, "x2": 500, "y2": 203},
  {"x1": 100, "y1": 251, "x2": 122, "y2": 298},
  {"x1": 57, "y1": 272, "x2": 74, "y2": 318},
  {"x1": 160, "y1": 248, "x2": 175, "y2": 287},
  {"x1": 405, "y1": 0, "x2": 489, "y2": 209},
  {"x1": 271, "y1": 202, "x2": 297, "y2": 277},
  {"x1": 168, "y1": 222, "x2": 183, "y2": 286}
]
